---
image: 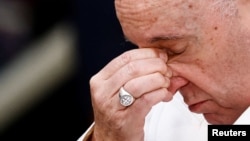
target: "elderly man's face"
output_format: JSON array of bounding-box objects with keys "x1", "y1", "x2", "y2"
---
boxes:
[{"x1": 115, "y1": 0, "x2": 250, "y2": 124}]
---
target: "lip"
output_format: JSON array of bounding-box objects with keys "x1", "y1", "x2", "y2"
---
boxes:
[{"x1": 188, "y1": 100, "x2": 209, "y2": 113}]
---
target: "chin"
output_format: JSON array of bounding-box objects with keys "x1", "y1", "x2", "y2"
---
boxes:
[{"x1": 203, "y1": 113, "x2": 235, "y2": 125}]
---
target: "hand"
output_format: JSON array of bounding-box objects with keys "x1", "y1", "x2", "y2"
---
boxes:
[{"x1": 89, "y1": 48, "x2": 173, "y2": 141}]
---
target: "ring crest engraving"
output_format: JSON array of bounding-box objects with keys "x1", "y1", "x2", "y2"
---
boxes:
[{"x1": 119, "y1": 87, "x2": 135, "y2": 107}]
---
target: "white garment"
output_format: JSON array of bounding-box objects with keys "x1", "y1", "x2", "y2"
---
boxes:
[
  {"x1": 234, "y1": 106, "x2": 250, "y2": 124},
  {"x1": 144, "y1": 92, "x2": 250, "y2": 141},
  {"x1": 77, "y1": 91, "x2": 250, "y2": 141},
  {"x1": 144, "y1": 92, "x2": 208, "y2": 141}
]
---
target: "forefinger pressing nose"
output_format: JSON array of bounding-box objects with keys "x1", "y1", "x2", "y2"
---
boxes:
[{"x1": 168, "y1": 76, "x2": 189, "y2": 94}]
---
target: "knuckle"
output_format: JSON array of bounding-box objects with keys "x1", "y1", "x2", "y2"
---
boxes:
[
  {"x1": 160, "y1": 87, "x2": 168, "y2": 94},
  {"x1": 140, "y1": 94, "x2": 151, "y2": 105},
  {"x1": 165, "y1": 78, "x2": 171, "y2": 87},
  {"x1": 126, "y1": 82, "x2": 138, "y2": 94},
  {"x1": 152, "y1": 59, "x2": 167, "y2": 74},
  {"x1": 89, "y1": 75, "x2": 106, "y2": 102},
  {"x1": 158, "y1": 59, "x2": 167, "y2": 72},
  {"x1": 155, "y1": 72, "x2": 163, "y2": 79},
  {"x1": 89, "y1": 74, "x2": 99, "y2": 90},
  {"x1": 154, "y1": 72, "x2": 169, "y2": 87},
  {"x1": 159, "y1": 74, "x2": 168, "y2": 86},
  {"x1": 89, "y1": 75, "x2": 97, "y2": 86},
  {"x1": 161, "y1": 88, "x2": 173, "y2": 101},
  {"x1": 126, "y1": 61, "x2": 139, "y2": 76},
  {"x1": 120, "y1": 51, "x2": 132, "y2": 65}
]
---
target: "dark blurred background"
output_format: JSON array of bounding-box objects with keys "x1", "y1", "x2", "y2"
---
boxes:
[{"x1": 0, "y1": 0, "x2": 135, "y2": 140}]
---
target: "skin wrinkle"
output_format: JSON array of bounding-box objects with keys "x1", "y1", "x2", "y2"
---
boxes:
[
  {"x1": 88, "y1": 1, "x2": 250, "y2": 141},
  {"x1": 116, "y1": 0, "x2": 237, "y2": 36},
  {"x1": 86, "y1": 0, "x2": 250, "y2": 141},
  {"x1": 116, "y1": 0, "x2": 161, "y2": 30},
  {"x1": 116, "y1": 1, "x2": 171, "y2": 28},
  {"x1": 118, "y1": 1, "x2": 234, "y2": 46},
  {"x1": 117, "y1": 0, "x2": 209, "y2": 45},
  {"x1": 115, "y1": 0, "x2": 250, "y2": 124}
]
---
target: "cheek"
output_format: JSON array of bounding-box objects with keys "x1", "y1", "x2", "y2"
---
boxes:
[
  {"x1": 189, "y1": 50, "x2": 245, "y2": 107},
  {"x1": 194, "y1": 52, "x2": 233, "y2": 95},
  {"x1": 169, "y1": 52, "x2": 234, "y2": 103}
]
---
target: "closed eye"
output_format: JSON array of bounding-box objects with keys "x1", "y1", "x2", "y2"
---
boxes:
[{"x1": 161, "y1": 45, "x2": 187, "y2": 57}]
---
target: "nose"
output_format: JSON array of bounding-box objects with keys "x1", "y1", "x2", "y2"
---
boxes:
[
  {"x1": 167, "y1": 61, "x2": 189, "y2": 94},
  {"x1": 168, "y1": 76, "x2": 189, "y2": 94}
]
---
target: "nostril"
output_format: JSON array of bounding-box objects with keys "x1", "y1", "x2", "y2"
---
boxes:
[{"x1": 168, "y1": 76, "x2": 189, "y2": 94}]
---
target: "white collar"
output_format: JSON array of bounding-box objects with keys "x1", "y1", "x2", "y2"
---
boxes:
[{"x1": 234, "y1": 107, "x2": 250, "y2": 124}]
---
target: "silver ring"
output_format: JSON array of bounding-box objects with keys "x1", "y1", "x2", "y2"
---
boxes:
[{"x1": 119, "y1": 87, "x2": 135, "y2": 107}]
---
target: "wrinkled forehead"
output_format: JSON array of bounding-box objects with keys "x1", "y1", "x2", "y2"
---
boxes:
[
  {"x1": 115, "y1": 0, "x2": 202, "y2": 29},
  {"x1": 115, "y1": 0, "x2": 203, "y2": 42},
  {"x1": 115, "y1": 0, "x2": 190, "y2": 9},
  {"x1": 115, "y1": 0, "x2": 199, "y2": 15}
]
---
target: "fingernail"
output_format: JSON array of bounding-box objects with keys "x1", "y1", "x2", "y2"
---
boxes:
[
  {"x1": 164, "y1": 77, "x2": 171, "y2": 87},
  {"x1": 159, "y1": 52, "x2": 168, "y2": 62},
  {"x1": 166, "y1": 70, "x2": 172, "y2": 78}
]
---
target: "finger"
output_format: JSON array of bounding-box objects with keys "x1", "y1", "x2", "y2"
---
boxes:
[
  {"x1": 100, "y1": 88, "x2": 172, "y2": 140},
  {"x1": 123, "y1": 72, "x2": 170, "y2": 98},
  {"x1": 93, "y1": 70, "x2": 170, "y2": 111},
  {"x1": 105, "y1": 57, "x2": 168, "y2": 96},
  {"x1": 128, "y1": 88, "x2": 173, "y2": 116},
  {"x1": 96, "y1": 48, "x2": 168, "y2": 80}
]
